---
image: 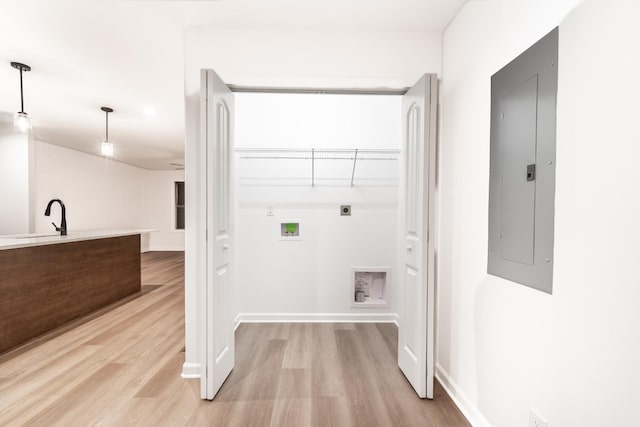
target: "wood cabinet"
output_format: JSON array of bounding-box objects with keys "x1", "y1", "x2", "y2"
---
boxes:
[{"x1": 0, "y1": 234, "x2": 141, "y2": 354}]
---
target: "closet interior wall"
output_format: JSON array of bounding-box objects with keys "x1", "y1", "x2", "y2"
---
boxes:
[{"x1": 234, "y1": 93, "x2": 402, "y2": 321}]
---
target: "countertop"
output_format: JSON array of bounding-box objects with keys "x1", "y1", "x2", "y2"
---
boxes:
[{"x1": 0, "y1": 229, "x2": 156, "y2": 251}]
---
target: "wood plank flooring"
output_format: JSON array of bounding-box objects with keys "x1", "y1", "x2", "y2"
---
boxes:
[{"x1": 0, "y1": 251, "x2": 469, "y2": 426}]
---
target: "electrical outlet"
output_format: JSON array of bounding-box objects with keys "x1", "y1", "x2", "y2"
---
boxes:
[{"x1": 529, "y1": 408, "x2": 548, "y2": 427}]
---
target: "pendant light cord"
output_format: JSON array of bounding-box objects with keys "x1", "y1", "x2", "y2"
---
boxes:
[
  {"x1": 100, "y1": 106, "x2": 114, "y2": 143},
  {"x1": 19, "y1": 68, "x2": 25, "y2": 114}
]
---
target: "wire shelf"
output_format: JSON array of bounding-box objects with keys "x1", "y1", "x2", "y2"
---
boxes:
[
  {"x1": 235, "y1": 147, "x2": 400, "y2": 187},
  {"x1": 235, "y1": 148, "x2": 400, "y2": 161}
]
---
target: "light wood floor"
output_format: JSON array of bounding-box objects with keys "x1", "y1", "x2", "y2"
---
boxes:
[{"x1": 0, "y1": 252, "x2": 469, "y2": 426}]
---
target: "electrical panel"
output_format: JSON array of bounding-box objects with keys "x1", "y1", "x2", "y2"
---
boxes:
[{"x1": 488, "y1": 27, "x2": 558, "y2": 294}]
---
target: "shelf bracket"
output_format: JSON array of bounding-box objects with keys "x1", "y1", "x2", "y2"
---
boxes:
[
  {"x1": 311, "y1": 148, "x2": 315, "y2": 187},
  {"x1": 350, "y1": 149, "x2": 359, "y2": 187}
]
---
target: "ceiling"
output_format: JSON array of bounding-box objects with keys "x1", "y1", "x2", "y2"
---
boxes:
[{"x1": 0, "y1": 0, "x2": 466, "y2": 170}]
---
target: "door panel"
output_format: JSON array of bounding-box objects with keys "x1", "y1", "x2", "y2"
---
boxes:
[
  {"x1": 398, "y1": 74, "x2": 437, "y2": 399},
  {"x1": 201, "y1": 69, "x2": 235, "y2": 400},
  {"x1": 403, "y1": 266, "x2": 419, "y2": 359},
  {"x1": 499, "y1": 75, "x2": 538, "y2": 265}
]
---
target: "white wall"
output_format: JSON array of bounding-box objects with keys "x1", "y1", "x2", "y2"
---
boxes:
[
  {"x1": 183, "y1": 28, "x2": 442, "y2": 375},
  {"x1": 142, "y1": 170, "x2": 185, "y2": 251},
  {"x1": 34, "y1": 140, "x2": 145, "y2": 234},
  {"x1": 184, "y1": 28, "x2": 443, "y2": 95},
  {"x1": 32, "y1": 140, "x2": 184, "y2": 252},
  {"x1": 438, "y1": 0, "x2": 640, "y2": 426},
  {"x1": 235, "y1": 93, "x2": 399, "y2": 319},
  {"x1": 0, "y1": 123, "x2": 34, "y2": 235}
]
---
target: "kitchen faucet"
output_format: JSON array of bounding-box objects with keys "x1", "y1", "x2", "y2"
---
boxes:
[{"x1": 44, "y1": 199, "x2": 67, "y2": 236}]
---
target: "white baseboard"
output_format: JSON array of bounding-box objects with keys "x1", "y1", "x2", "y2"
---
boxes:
[
  {"x1": 181, "y1": 362, "x2": 201, "y2": 379},
  {"x1": 235, "y1": 312, "x2": 399, "y2": 324},
  {"x1": 435, "y1": 364, "x2": 491, "y2": 427}
]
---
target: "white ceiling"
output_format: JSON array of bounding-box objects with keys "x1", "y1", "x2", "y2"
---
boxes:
[{"x1": 0, "y1": 0, "x2": 465, "y2": 170}]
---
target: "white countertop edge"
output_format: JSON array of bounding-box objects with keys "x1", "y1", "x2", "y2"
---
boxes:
[{"x1": 0, "y1": 229, "x2": 158, "y2": 251}]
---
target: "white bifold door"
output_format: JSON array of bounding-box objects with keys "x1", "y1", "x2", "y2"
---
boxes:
[
  {"x1": 398, "y1": 74, "x2": 438, "y2": 399},
  {"x1": 201, "y1": 69, "x2": 235, "y2": 400}
]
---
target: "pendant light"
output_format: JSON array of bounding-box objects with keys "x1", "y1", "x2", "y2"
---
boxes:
[
  {"x1": 10, "y1": 62, "x2": 32, "y2": 133},
  {"x1": 101, "y1": 106, "x2": 114, "y2": 157}
]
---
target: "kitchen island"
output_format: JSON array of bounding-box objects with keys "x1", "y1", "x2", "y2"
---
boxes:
[{"x1": 0, "y1": 230, "x2": 153, "y2": 354}]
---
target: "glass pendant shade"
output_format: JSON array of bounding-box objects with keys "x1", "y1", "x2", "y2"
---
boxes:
[
  {"x1": 13, "y1": 111, "x2": 32, "y2": 133},
  {"x1": 101, "y1": 140, "x2": 114, "y2": 157}
]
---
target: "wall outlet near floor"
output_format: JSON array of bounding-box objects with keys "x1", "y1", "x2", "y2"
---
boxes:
[{"x1": 529, "y1": 407, "x2": 548, "y2": 427}]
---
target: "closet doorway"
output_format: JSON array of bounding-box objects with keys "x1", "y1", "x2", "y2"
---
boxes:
[{"x1": 197, "y1": 70, "x2": 437, "y2": 400}]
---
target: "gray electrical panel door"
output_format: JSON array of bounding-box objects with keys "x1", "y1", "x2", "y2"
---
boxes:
[{"x1": 488, "y1": 27, "x2": 558, "y2": 294}]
